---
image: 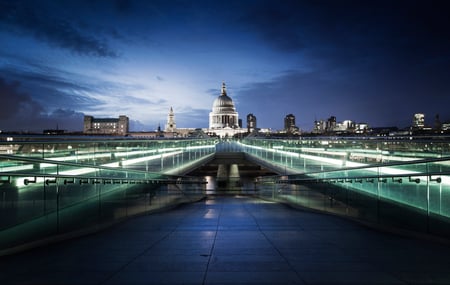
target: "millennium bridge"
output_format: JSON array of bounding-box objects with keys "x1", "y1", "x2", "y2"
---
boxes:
[{"x1": 1, "y1": 136, "x2": 450, "y2": 284}]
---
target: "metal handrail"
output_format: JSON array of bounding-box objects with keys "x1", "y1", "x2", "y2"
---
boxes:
[
  {"x1": 0, "y1": 154, "x2": 202, "y2": 180},
  {"x1": 250, "y1": 153, "x2": 450, "y2": 180},
  {"x1": 256, "y1": 171, "x2": 448, "y2": 184}
]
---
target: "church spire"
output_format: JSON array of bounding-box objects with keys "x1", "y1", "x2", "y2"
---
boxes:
[
  {"x1": 165, "y1": 106, "x2": 176, "y2": 132},
  {"x1": 221, "y1": 81, "x2": 227, "y2": 96}
]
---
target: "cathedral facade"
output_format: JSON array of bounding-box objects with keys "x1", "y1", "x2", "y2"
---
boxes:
[
  {"x1": 207, "y1": 82, "x2": 246, "y2": 138},
  {"x1": 209, "y1": 82, "x2": 240, "y2": 129},
  {"x1": 159, "y1": 82, "x2": 247, "y2": 138}
]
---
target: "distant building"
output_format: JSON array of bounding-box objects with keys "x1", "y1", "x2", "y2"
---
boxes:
[
  {"x1": 43, "y1": 129, "x2": 65, "y2": 135},
  {"x1": 313, "y1": 116, "x2": 367, "y2": 134},
  {"x1": 284, "y1": 114, "x2": 295, "y2": 130},
  {"x1": 247, "y1": 113, "x2": 257, "y2": 132},
  {"x1": 334, "y1": 120, "x2": 355, "y2": 132},
  {"x1": 313, "y1": 119, "x2": 326, "y2": 134},
  {"x1": 326, "y1": 116, "x2": 337, "y2": 132},
  {"x1": 434, "y1": 114, "x2": 442, "y2": 131},
  {"x1": 355, "y1": 123, "x2": 369, "y2": 134},
  {"x1": 165, "y1": 107, "x2": 176, "y2": 132},
  {"x1": 209, "y1": 82, "x2": 239, "y2": 129},
  {"x1": 284, "y1": 114, "x2": 299, "y2": 134},
  {"x1": 442, "y1": 122, "x2": 450, "y2": 132},
  {"x1": 207, "y1": 82, "x2": 246, "y2": 138},
  {"x1": 413, "y1": 113, "x2": 425, "y2": 129},
  {"x1": 83, "y1": 115, "x2": 129, "y2": 135}
]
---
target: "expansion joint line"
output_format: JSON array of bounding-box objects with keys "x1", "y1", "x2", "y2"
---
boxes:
[
  {"x1": 202, "y1": 198, "x2": 223, "y2": 285},
  {"x1": 244, "y1": 201, "x2": 307, "y2": 284}
]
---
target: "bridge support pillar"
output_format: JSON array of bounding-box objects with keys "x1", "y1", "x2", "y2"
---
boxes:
[{"x1": 216, "y1": 164, "x2": 242, "y2": 191}]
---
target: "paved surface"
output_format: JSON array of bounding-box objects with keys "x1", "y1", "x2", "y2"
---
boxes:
[{"x1": 1, "y1": 196, "x2": 450, "y2": 284}]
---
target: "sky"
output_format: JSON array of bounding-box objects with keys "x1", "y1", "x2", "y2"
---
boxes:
[{"x1": 1, "y1": 0, "x2": 450, "y2": 132}]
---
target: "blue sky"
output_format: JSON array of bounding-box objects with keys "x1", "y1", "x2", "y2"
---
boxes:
[{"x1": 1, "y1": 0, "x2": 450, "y2": 132}]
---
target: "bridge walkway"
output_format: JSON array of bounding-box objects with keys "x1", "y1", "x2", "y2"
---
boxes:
[{"x1": 1, "y1": 196, "x2": 450, "y2": 285}]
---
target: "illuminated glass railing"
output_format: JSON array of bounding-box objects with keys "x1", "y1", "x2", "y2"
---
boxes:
[
  {"x1": 240, "y1": 137, "x2": 450, "y2": 175},
  {"x1": 239, "y1": 137, "x2": 450, "y2": 237},
  {"x1": 0, "y1": 138, "x2": 218, "y2": 175},
  {"x1": 0, "y1": 138, "x2": 215, "y2": 253},
  {"x1": 255, "y1": 157, "x2": 450, "y2": 238},
  {"x1": 0, "y1": 157, "x2": 206, "y2": 253},
  {"x1": 3, "y1": 135, "x2": 450, "y2": 250}
]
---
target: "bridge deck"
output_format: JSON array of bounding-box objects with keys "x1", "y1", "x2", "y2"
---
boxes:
[{"x1": 1, "y1": 196, "x2": 450, "y2": 284}]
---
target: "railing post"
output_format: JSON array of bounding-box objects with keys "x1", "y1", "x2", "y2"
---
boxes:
[
  {"x1": 56, "y1": 177, "x2": 60, "y2": 233},
  {"x1": 377, "y1": 167, "x2": 380, "y2": 224},
  {"x1": 426, "y1": 162, "x2": 430, "y2": 233}
]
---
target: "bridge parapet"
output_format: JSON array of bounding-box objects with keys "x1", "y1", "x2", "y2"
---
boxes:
[{"x1": 0, "y1": 138, "x2": 215, "y2": 255}]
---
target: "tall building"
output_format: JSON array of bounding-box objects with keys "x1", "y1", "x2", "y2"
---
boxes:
[
  {"x1": 435, "y1": 114, "x2": 442, "y2": 131},
  {"x1": 83, "y1": 115, "x2": 129, "y2": 135},
  {"x1": 313, "y1": 119, "x2": 326, "y2": 134},
  {"x1": 314, "y1": 116, "x2": 366, "y2": 134},
  {"x1": 209, "y1": 82, "x2": 239, "y2": 129},
  {"x1": 206, "y1": 82, "x2": 247, "y2": 138},
  {"x1": 326, "y1": 116, "x2": 337, "y2": 132},
  {"x1": 165, "y1": 107, "x2": 176, "y2": 132},
  {"x1": 247, "y1": 113, "x2": 257, "y2": 132},
  {"x1": 413, "y1": 113, "x2": 425, "y2": 129},
  {"x1": 284, "y1": 114, "x2": 295, "y2": 130},
  {"x1": 283, "y1": 114, "x2": 300, "y2": 134}
]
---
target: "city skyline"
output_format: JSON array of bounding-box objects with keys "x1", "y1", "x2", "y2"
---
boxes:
[{"x1": 1, "y1": 0, "x2": 450, "y2": 132}]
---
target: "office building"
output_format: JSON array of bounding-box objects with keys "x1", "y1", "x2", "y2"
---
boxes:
[
  {"x1": 247, "y1": 113, "x2": 257, "y2": 132},
  {"x1": 83, "y1": 115, "x2": 129, "y2": 135}
]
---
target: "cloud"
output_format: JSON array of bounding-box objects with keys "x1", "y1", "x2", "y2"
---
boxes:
[
  {"x1": 114, "y1": 0, "x2": 134, "y2": 14},
  {"x1": 0, "y1": 53, "x2": 171, "y2": 130},
  {"x1": 0, "y1": 64, "x2": 104, "y2": 111},
  {"x1": 237, "y1": 64, "x2": 450, "y2": 131},
  {"x1": 0, "y1": 78, "x2": 43, "y2": 120},
  {"x1": 206, "y1": 88, "x2": 220, "y2": 97},
  {"x1": 129, "y1": 119, "x2": 148, "y2": 131},
  {"x1": 238, "y1": 0, "x2": 450, "y2": 66},
  {"x1": 0, "y1": 77, "x2": 85, "y2": 132},
  {"x1": 175, "y1": 107, "x2": 210, "y2": 128},
  {"x1": 238, "y1": 1, "x2": 308, "y2": 52},
  {"x1": 42, "y1": 108, "x2": 85, "y2": 130},
  {"x1": 0, "y1": 0, "x2": 118, "y2": 57}
]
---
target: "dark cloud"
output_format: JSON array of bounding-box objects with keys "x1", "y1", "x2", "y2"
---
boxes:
[
  {"x1": 1, "y1": 0, "x2": 449, "y2": 132},
  {"x1": 114, "y1": 0, "x2": 133, "y2": 14},
  {"x1": 0, "y1": 65, "x2": 104, "y2": 111},
  {"x1": 233, "y1": 0, "x2": 450, "y2": 130},
  {"x1": 0, "y1": 53, "x2": 158, "y2": 128},
  {"x1": 239, "y1": 0, "x2": 309, "y2": 52},
  {"x1": 43, "y1": 108, "x2": 85, "y2": 130},
  {"x1": 237, "y1": 64, "x2": 450, "y2": 131},
  {"x1": 239, "y1": 0, "x2": 450, "y2": 64},
  {"x1": 0, "y1": 78, "x2": 84, "y2": 132},
  {"x1": 0, "y1": 78, "x2": 43, "y2": 120},
  {"x1": 0, "y1": 0, "x2": 118, "y2": 57}
]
